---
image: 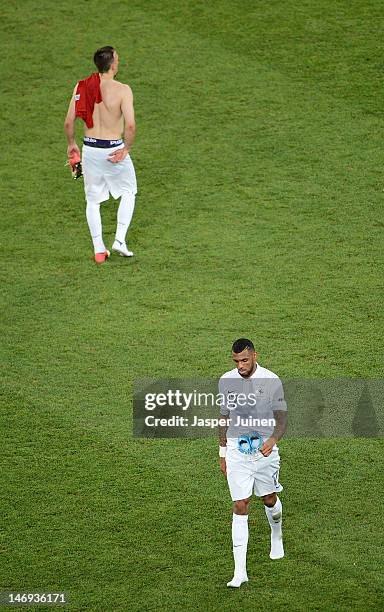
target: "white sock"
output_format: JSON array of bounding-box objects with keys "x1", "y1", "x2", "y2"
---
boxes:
[
  {"x1": 115, "y1": 192, "x2": 135, "y2": 244},
  {"x1": 231, "y1": 513, "x2": 249, "y2": 579},
  {"x1": 86, "y1": 200, "x2": 105, "y2": 254},
  {"x1": 265, "y1": 497, "x2": 282, "y2": 529},
  {"x1": 264, "y1": 497, "x2": 284, "y2": 559}
]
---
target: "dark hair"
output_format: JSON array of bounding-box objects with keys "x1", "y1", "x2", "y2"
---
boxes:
[
  {"x1": 232, "y1": 338, "x2": 255, "y2": 353},
  {"x1": 93, "y1": 46, "x2": 115, "y2": 73}
]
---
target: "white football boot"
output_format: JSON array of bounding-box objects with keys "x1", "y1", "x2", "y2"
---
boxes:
[
  {"x1": 227, "y1": 574, "x2": 249, "y2": 588},
  {"x1": 112, "y1": 240, "x2": 134, "y2": 257}
]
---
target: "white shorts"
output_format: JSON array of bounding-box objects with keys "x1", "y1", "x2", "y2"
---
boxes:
[
  {"x1": 226, "y1": 439, "x2": 283, "y2": 501},
  {"x1": 82, "y1": 143, "x2": 137, "y2": 204}
]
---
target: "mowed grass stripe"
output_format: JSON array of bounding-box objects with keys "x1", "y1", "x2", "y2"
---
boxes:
[
  {"x1": 2, "y1": 393, "x2": 383, "y2": 610},
  {"x1": 2, "y1": 6, "x2": 383, "y2": 381}
]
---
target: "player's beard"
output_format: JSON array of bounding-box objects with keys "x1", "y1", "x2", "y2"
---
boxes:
[
  {"x1": 238, "y1": 362, "x2": 256, "y2": 378},
  {"x1": 239, "y1": 367, "x2": 252, "y2": 378}
]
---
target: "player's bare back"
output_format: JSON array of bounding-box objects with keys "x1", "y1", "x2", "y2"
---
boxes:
[{"x1": 86, "y1": 79, "x2": 128, "y2": 140}]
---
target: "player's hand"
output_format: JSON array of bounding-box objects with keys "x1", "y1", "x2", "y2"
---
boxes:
[
  {"x1": 260, "y1": 436, "x2": 277, "y2": 457},
  {"x1": 220, "y1": 457, "x2": 227, "y2": 477},
  {"x1": 67, "y1": 143, "x2": 80, "y2": 160},
  {"x1": 66, "y1": 144, "x2": 82, "y2": 179},
  {"x1": 108, "y1": 147, "x2": 128, "y2": 164}
]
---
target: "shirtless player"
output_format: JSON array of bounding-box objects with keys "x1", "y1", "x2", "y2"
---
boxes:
[{"x1": 64, "y1": 46, "x2": 137, "y2": 263}]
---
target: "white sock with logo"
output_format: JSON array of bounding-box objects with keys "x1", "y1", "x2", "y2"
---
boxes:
[
  {"x1": 86, "y1": 200, "x2": 105, "y2": 254},
  {"x1": 227, "y1": 514, "x2": 249, "y2": 587},
  {"x1": 115, "y1": 192, "x2": 135, "y2": 244},
  {"x1": 264, "y1": 497, "x2": 284, "y2": 559}
]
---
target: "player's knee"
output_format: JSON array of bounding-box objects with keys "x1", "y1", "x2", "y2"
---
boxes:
[
  {"x1": 262, "y1": 493, "x2": 277, "y2": 507},
  {"x1": 120, "y1": 189, "x2": 135, "y2": 199},
  {"x1": 86, "y1": 199, "x2": 100, "y2": 210},
  {"x1": 233, "y1": 499, "x2": 249, "y2": 515}
]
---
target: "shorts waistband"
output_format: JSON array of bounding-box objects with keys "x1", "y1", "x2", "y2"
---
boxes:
[{"x1": 83, "y1": 137, "x2": 124, "y2": 148}]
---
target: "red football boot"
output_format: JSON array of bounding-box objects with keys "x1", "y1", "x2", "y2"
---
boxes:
[
  {"x1": 94, "y1": 250, "x2": 110, "y2": 264},
  {"x1": 68, "y1": 151, "x2": 83, "y2": 179}
]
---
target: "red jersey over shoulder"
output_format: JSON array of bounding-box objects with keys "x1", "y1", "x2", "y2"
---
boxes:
[{"x1": 75, "y1": 73, "x2": 102, "y2": 129}]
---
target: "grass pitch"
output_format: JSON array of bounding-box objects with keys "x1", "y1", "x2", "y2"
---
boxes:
[{"x1": 1, "y1": 0, "x2": 383, "y2": 610}]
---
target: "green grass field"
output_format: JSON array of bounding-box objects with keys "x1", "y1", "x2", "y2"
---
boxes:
[{"x1": 1, "y1": 0, "x2": 383, "y2": 610}]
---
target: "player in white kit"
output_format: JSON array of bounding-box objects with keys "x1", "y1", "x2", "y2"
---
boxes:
[
  {"x1": 64, "y1": 46, "x2": 137, "y2": 264},
  {"x1": 219, "y1": 338, "x2": 288, "y2": 587}
]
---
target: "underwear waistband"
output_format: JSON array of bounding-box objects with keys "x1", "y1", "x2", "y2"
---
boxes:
[{"x1": 83, "y1": 137, "x2": 123, "y2": 148}]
